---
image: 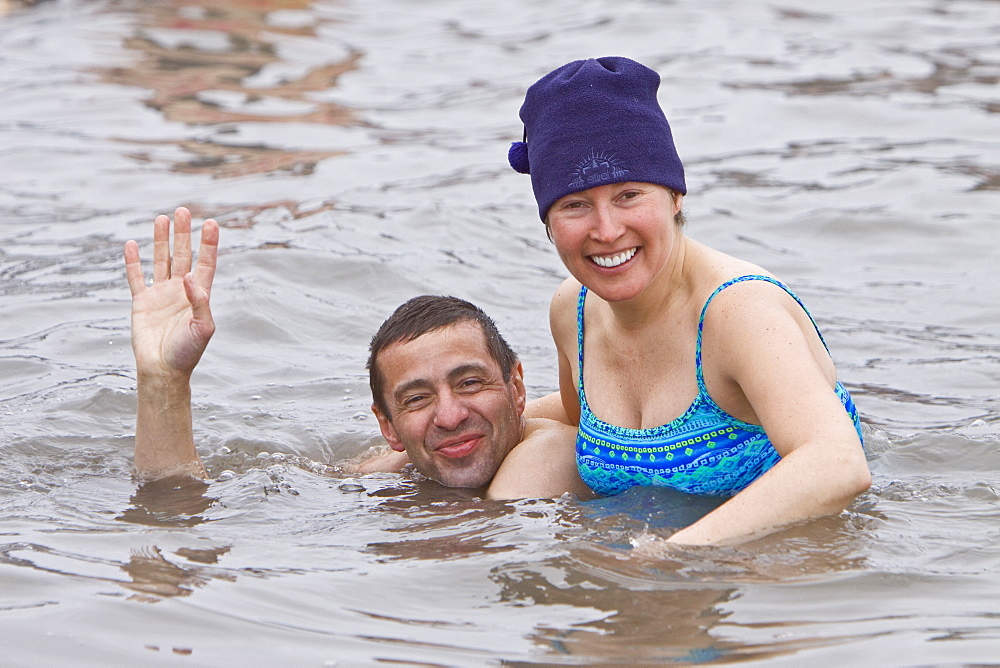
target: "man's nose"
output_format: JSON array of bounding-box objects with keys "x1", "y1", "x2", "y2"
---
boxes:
[{"x1": 432, "y1": 390, "x2": 471, "y2": 431}]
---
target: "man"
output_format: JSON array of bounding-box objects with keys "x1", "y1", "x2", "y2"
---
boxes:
[{"x1": 124, "y1": 208, "x2": 587, "y2": 499}]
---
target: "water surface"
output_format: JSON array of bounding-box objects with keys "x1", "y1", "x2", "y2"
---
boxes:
[{"x1": 2, "y1": 0, "x2": 999, "y2": 664}]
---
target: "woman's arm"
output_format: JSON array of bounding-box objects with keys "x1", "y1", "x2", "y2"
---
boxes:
[
  {"x1": 487, "y1": 418, "x2": 590, "y2": 499},
  {"x1": 549, "y1": 278, "x2": 583, "y2": 426},
  {"x1": 523, "y1": 391, "x2": 570, "y2": 422},
  {"x1": 668, "y1": 284, "x2": 871, "y2": 545}
]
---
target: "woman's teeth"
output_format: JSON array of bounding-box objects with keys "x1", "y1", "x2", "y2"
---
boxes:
[{"x1": 591, "y1": 247, "x2": 636, "y2": 268}]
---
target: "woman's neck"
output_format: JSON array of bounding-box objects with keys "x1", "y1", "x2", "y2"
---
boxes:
[{"x1": 603, "y1": 235, "x2": 700, "y2": 333}]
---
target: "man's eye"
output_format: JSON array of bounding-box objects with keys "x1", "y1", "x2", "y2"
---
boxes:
[
  {"x1": 458, "y1": 378, "x2": 483, "y2": 391},
  {"x1": 619, "y1": 190, "x2": 639, "y2": 201},
  {"x1": 402, "y1": 395, "x2": 427, "y2": 407}
]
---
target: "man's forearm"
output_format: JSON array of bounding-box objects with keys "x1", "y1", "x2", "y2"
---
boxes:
[{"x1": 134, "y1": 373, "x2": 206, "y2": 480}]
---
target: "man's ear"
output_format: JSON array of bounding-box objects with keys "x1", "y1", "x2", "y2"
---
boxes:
[
  {"x1": 510, "y1": 361, "x2": 527, "y2": 415},
  {"x1": 372, "y1": 403, "x2": 406, "y2": 453}
]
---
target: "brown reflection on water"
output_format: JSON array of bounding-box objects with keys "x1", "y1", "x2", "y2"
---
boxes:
[
  {"x1": 181, "y1": 199, "x2": 337, "y2": 230},
  {"x1": 121, "y1": 545, "x2": 235, "y2": 602},
  {"x1": 368, "y1": 525, "x2": 521, "y2": 562},
  {"x1": 95, "y1": 0, "x2": 360, "y2": 178},
  {"x1": 0, "y1": 0, "x2": 42, "y2": 16},
  {"x1": 117, "y1": 475, "x2": 217, "y2": 528},
  {"x1": 366, "y1": 483, "x2": 524, "y2": 561},
  {"x1": 115, "y1": 475, "x2": 239, "y2": 601},
  {"x1": 494, "y1": 546, "x2": 744, "y2": 663},
  {"x1": 729, "y1": 52, "x2": 999, "y2": 117},
  {"x1": 0, "y1": 541, "x2": 234, "y2": 603},
  {"x1": 492, "y1": 510, "x2": 874, "y2": 662},
  {"x1": 124, "y1": 139, "x2": 346, "y2": 179}
]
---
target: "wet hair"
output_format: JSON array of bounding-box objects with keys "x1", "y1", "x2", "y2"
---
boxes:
[{"x1": 367, "y1": 295, "x2": 519, "y2": 420}]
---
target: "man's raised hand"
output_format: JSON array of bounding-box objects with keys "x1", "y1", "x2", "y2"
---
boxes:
[{"x1": 124, "y1": 207, "x2": 219, "y2": 379}]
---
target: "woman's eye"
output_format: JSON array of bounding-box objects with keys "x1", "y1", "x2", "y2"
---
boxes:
[{"x1": 619, "y1": 190, "x2": 639, "y2": 201}]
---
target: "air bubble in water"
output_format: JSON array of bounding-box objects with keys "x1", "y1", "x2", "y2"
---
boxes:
[{"x1": 338, "y1": 478, "x2": 365, "y2": 492}]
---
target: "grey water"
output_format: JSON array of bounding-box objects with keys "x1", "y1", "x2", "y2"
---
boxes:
[{"x1": 1, "y1": 0, "x2": 999, "y2": 664}]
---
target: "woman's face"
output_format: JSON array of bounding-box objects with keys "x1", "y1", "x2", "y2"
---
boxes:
[{"x1": 546, "y1": 182, "x2": 683, "y2": 303}]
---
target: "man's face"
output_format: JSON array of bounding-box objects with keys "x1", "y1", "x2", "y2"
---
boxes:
[{"x1": 371, "y1": 321, "x2": 526, "y2": 488}]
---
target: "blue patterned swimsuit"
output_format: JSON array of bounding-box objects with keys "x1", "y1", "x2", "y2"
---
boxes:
[{"x1": 576, "y1": 275, "x2": 863, "y2": 497}]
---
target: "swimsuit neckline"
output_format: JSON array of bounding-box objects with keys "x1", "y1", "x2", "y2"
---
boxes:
[{"x1": 576, "y1": 275, "x2": 822, "y2": 436}]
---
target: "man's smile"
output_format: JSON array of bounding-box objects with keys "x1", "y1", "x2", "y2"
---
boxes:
[{"x1": 434, "y1": 435, "x2": 483, "y2": 458}]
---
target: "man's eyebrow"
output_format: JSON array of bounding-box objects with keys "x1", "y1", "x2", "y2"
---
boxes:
[
  {"x1": 392, "y1": 378, "x2": 432, "y2": 403},
  {"x1": 447, "y1": 363, "x2": 491, "y2": 382}
]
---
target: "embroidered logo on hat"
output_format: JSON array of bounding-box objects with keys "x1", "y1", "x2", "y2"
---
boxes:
[{"x1": 569, "y1": 150, "x2": 629, "y2": 189}]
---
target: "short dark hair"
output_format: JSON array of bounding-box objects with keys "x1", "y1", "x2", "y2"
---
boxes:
[{"x1": 367, "y1": 295, "x2": 519, "y2": 419}]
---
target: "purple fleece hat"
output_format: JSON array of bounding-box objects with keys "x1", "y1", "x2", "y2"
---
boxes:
[{"x1": 508, "y1": 56, "x2": 686, "y2": 221}]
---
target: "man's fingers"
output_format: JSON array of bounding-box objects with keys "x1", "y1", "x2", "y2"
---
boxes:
[
  {"x1": 124, "y1": 240, "x2": 146, "y2": 297},
  {"x1": 193, "y1": 219, "x2": 219, "y2": 295},
  {"x1": 183, "y1": 272, "x2": 215, "y2": 335},
  {"x1": 152, "y1": 214, "x2": 171, "y2": 282},
  {"x1": 171, "y1": 207, "x2": 193, "y2": 278},
  {"x1": 143, "y1": 208, "x2": 215, "y2": 293}
]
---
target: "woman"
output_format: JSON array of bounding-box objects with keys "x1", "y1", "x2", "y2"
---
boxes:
[{"x1": 509, "y1": 57, "x2": 871, "y2": 545}]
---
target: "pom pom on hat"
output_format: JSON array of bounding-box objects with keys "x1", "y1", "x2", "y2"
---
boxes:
[{"x1": 508, "y1": 141, "x2": 530, "y2": 174}]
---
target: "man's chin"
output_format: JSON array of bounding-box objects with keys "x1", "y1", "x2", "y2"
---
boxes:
[{"x1": 431, "y1": 464, "x2": 495, "y2": 490}]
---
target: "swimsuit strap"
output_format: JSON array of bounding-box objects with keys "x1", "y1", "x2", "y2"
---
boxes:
[
  {"x1": 576, "y1": 285, "x2": 590, "y2": 410},
  {"x1": 694, "y1": 275, "x2": 830, "y2": 395}
]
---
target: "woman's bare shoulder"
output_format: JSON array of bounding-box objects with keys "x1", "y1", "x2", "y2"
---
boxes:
[{"x1": 549, "y1": 276, "x2": 582, "y2": 340}]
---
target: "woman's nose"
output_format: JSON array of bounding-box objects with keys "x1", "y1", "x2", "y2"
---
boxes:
[{"x1": 590, "y1": 204, "x2": 625, "y2": 244}]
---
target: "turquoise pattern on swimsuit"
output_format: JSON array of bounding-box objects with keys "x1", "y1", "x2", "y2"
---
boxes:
[{"x1": 576, "y1": 275, "x2": 864, "y2": 497}]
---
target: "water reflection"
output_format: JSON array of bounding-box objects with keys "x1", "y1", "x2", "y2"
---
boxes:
[
  {"x1": 494, "y1": 546, "x2": 740, "y2": 663},
  {"x1": 0, "y1": 0, "x2": 45, "y2": 16},
  {"x1": 367, "y1": 483, "x2": 522, "y2": 561},
  {"x1": 117, "y1": 475, "x2": 217, "y2": 528},
  {"x1": 120, "y1": 544, "x2": 234, "y2": 602},
  {"x1": 95, "y1": 0, "x2": 360, "y2": 178},
  {"x1": 0, "y1": 541, "x2": 233, "y2": 603}
]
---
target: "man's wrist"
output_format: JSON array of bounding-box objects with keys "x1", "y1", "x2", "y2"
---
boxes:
[
  {"x1": 137, "y1": 371, "x2": 193, "y2": 406},
  {"x1": 137, "y1": 370, "x2": 192, "y2": 388}
]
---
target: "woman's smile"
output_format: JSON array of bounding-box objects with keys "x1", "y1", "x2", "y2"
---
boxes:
[{"x1": 589, "y1": 246, "x2": 637, "y2": 268}]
